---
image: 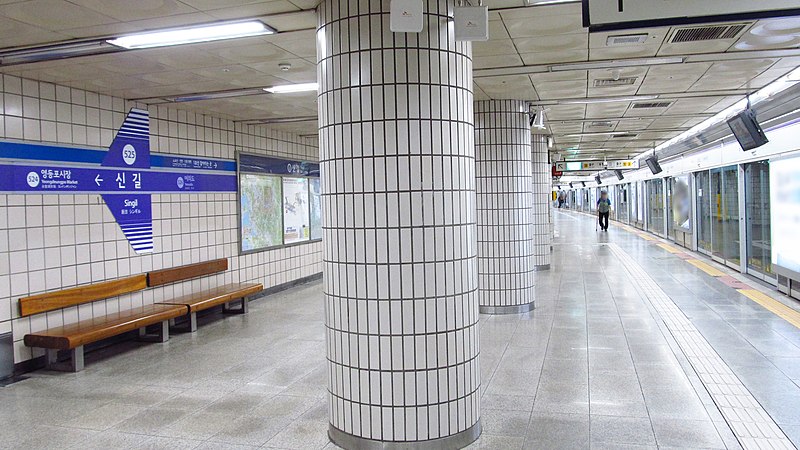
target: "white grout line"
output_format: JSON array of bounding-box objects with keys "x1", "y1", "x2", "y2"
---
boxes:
[{"x1": 606, "y1": 242, "x2": 796, "y2": 450}]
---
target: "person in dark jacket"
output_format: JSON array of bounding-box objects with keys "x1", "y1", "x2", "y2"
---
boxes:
[{"x1": 597, "y1": 191, "x2": 611, "y2": 231}]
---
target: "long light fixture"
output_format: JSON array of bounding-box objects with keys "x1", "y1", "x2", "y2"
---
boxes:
[
  {"x1": 525, "y1": 0, "x2": 579, "y2": 5},
  {"x1": 264, "y1": 83, "x2": 319, "y2": 94},
  {"x1": 0, "y1": 40, "x2": 116, "y2": 66},
  {"x1": 559, "y1": 95, "x2": 659, "y2": 105},
  {"x1": 638, "y1": 65, "x2": 800, "y2": 161},
  {"x1": 550, "y1": 57, "x2": 684, "y2": 72},
  {"x1": 108, "y1": 21, "x2": 274, "y2": 50}
]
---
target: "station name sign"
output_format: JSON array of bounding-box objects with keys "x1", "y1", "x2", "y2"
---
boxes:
[{"x1": 555, "y1": 160, "x2": 639, "y2": 172}]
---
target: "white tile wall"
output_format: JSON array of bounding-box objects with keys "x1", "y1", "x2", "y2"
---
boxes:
[{"x1": 0, "y1": 74, "x2": 322, "y2": 364}]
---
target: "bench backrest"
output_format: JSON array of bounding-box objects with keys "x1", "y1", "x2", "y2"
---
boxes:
[
  {"x1": 19, "y1": 275, "x2": 148, "y2": 317},
  {"x1": 147, "y1": 258, "x2": 228, "y2": 287}
]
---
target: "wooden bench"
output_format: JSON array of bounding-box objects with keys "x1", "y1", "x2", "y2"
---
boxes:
[
  {"x1": 20, "y1": 275, "x2": 185, "y2": 372},
  {"x1": 150, "y1": 259, "x2": 263, "y2": 332}
]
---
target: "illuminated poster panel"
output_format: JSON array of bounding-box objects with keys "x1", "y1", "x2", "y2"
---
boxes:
[
  {"x1": 672, "y1": 175, "x2": 691, "y2": 230},
  {"x1": 283, "y1": 177, "x2": 310, "y2": 244},
  {"x1": 309, "y1": 177, "x2": 322, "y2": 240},
  {"x1": 771, "y1": 155, "x2": 800, "y2": 276}
]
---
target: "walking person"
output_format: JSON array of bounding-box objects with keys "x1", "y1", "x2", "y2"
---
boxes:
[{"x1": 597, "y1": 190, "x2": 611, "y2": 232}]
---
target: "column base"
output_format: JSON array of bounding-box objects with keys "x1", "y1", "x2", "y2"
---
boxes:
[
  {"x1": 534, "y1": 264, "x2": 551, "y2": 271},
  {"x1": 328, "y1": 420, "x2": 481, "y2": 450},
  {"x1": 479, "y1": 302, "x2": 535, "y2": 315}
]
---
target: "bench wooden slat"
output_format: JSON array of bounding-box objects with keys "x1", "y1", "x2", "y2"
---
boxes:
[
  {"x1": 19, "y1": 275, "x2": 148, "y2": 317},
  {"x1": 156, "y1": 283, "x2": 263, "y2": 313},
  {"x1": 147, "y1": 259, "x2": 228, "y2": 287},
  {"x1": 23, "y1": 303, "x2": 187, "y2": 350}
]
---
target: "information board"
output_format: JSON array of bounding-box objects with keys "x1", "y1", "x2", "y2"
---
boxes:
[
  {"x1": 240, "y1": 174, "x2": 283, "y2": 252},
  {"x1": 309, "y1": 178, "x2": 323, "y2": 240},
  {"x1": 283, "y1": 177, "x2": 310, "y2": 244}
]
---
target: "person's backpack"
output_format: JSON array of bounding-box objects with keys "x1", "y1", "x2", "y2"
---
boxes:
[{"x1": 598, "y1": 199, "x2": 610, "y2": 213}]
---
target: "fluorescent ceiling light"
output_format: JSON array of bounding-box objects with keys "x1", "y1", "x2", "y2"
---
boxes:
[
  {"x1": 0, "y1": 41, "x2": 116, "y2": 66},
  {"x1": 264, "y1": 83, "x2": 319, "y2": 94},
  {"x1": 638, "y1": 65, "x2": 800, "y2": 161},
  {"x1": 525, "y1": 0, "x2": 579, "y2": 5},
  {"x1": 559, "y1": 95, "x2": 658, "y2": 105},
  {"x1": 550, "y1": 57, "x2": 684, "y2": 72},
  {"x1": 108, "y1": 21, "x2": 274, "y2": 50}
]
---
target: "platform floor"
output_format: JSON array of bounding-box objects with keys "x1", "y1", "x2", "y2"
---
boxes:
[{"x1": 2, "y1": 211, "x2": 800, "y2": 449}]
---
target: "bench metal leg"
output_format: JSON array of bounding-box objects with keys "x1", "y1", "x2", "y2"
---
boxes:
[
  {"x1": 223, "y1": 296, "x2": 249, "y2": 315},
  {"x1": 137, "y1": 321, "x2": 170, "y2": 343},
  {"x1": 169, "y1": 312, "x2": 197, "y2": 333},
  {"x1": 44, "y1": 346, "x2": 84, "y2": 372}
]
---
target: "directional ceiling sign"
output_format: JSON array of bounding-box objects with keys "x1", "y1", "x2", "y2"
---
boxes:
[
  {"x1": 0, "y1": 108, "x2": 237, "y2": 254},
  {"x1": 555, "y1": 160, "x2": 639, "y2": 171}
]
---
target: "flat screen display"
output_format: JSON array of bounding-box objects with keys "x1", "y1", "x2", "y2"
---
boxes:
[
  {"x1": 771, "y1": 155, "x2": 800, "y2": 276},
  {"x1": 728, "y1": 109, "x2": 769, "y2": 151},
  {"x1": 240, "y1": 173, "x2": 283, "y2": 252},
  {"x1": 645, "y1": 157, "x2": 662, "y2": 175}
]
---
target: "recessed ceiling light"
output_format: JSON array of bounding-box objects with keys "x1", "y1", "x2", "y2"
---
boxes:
[
  {"x1": 550, "y1": 57, "x2": 684, "y2": 72},
  {"x1": 525, "y1": 0, "x2": 579, "y2": 5},
  {"x1": 108, "y1": 20, "x2": 274, "y2": 49},
  {"x1": 558, "y1": 95, "x2": 659, "y2": 105},
  {"x1": 264, "y1": 83, "x2": 319, "y2": 94}
]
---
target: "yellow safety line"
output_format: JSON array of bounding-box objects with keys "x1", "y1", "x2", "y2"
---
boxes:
[
  {"x1": 686, "y1": 259, "x2": 727, "y2": 277},
  {"x1": 614, "y1": 219, "x2": 800, "y2": 331},
  {"x1": 739, "y1": 289, "x2": 800, "y2": 329},
  {"x1": 657, "y1": 243, "x2": 682, "y2": 254}
]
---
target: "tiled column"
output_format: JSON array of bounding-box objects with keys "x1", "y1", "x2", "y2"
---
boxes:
[
  {"x1": 532, "y1": 133, "x2": 552, "y2": 270},
  {"x1": 317, "y1": 0, "x2": 481, "y2": 448},
  {"x1": 475, "y1": 100, "x2": 535, "y2": 314}
]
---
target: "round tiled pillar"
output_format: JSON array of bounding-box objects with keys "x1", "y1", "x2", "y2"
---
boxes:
[
  {"x1": 317, "y1": 1, "x2": 481, "y2": 448},
  {"x1": 532, "y1": 133, "x2": 552, "y2": 270},
  {"x1": 474, "y1": 100, "x2": 535, "y2": 314}
]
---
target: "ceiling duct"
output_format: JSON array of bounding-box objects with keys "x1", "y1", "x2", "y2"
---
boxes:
[
  {"x1": 593, "y1": 77, "x2": 638, "y2": 87},
  {"x1": 631, "y1": 101, "x2": 673, "y2": 109},
  {"x1": 669, "y1": 23, "x2": 749, "y2": 44}
]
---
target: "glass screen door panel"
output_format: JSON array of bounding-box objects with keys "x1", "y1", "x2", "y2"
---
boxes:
[
  {"x1": 667, "y1": 178, "x2": 676, "y2": 239},
  {"x1": 696, "y1": 171, "x2": 712, "y2": 253},
  {"x1": 710, "y1": 169, "x2": 724, "y2": 259},
  {"x1": 722, "y1": 165, "x2": 740, "y2": 266},
  {"x1": 745, "y1": 161, "x2": 773, "y2": 277},
  {"x1": 647, "y1": 179, "x2": 664, "y2": 235}
]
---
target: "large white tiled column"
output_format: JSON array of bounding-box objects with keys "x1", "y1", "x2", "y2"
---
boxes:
[
  {"x1": 475, "y1": 100, "x2": 535, "y2": 314},
  {"x1": 317, "y1": 0, "x2": 481, "y2": 448},
  {"x1": 532, "y1": 133, "x2": 552, "y2": 270}
]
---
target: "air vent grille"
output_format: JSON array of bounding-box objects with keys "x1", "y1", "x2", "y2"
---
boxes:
[
  {"x1": 593, "y1": 77, "x2": 637, "y2": 87},
  {"x1": 669, "y1": 23, "x2": 749, "y2": 43},
  {"x1": 589, "y1": 121, "x2": 615, "y2": 128},
  {"x1": 612, "y1": 133, "x2": 639, "y2": 139},
  {"x1": 631, "y1": 101, "x2": 672, "y2": 109},
  {"x1": 607, "y1": 34, "x2": 649, "y2": 46}
]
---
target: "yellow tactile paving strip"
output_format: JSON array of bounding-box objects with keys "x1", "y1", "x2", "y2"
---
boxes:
[
  {"x1": 686, "y1": 259, "x2": 728, "y2": 277},
  {"x1": 740, "y1": 289, "x2": 800, "y2": 330},
  {"x1": 622, "y1": 222, "x2": 800, "y2": 332}
]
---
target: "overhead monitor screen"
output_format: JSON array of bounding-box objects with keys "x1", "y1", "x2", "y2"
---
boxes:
[
  {"x1": 771, "y1": 155, "x2": 800, "y2": 276},
  {"x1": 728, "y1": 109, "x2": 769, "y2": 151}
]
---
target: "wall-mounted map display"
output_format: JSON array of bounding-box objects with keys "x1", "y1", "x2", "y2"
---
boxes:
[
  {"x1": 238, "y1": 152, "x2": 321, "y2": 254},
  {"x1": 283, "y1": 177, "x2": 310, "y2": 244},
  {"x1": 240, "y1": 173, "x2": 282, "y2": 252},
  {"x1": 309, "y1": 177, "x2": 322, "y2": 240}
]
